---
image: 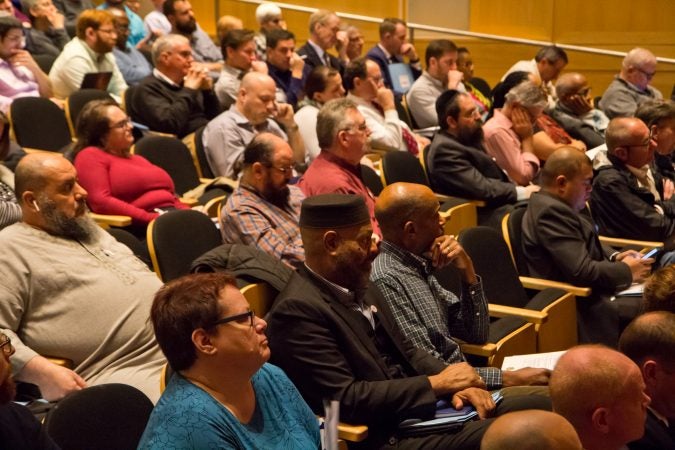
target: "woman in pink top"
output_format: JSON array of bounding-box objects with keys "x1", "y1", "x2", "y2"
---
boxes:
[{"x1": 73, "y1": 99, "x2": 188, "y2": 233}]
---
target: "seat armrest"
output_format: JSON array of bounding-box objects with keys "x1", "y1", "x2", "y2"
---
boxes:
[
  {"x1": 179, "y1": 197, "x2": 200, "y2": 207},
  {"x1": 89, "y1": 213, "x2": 132, "y2": 227},
  {"x1": 598, "y1": 236, "x2": 663, "y2": 249},
  {"x1": 338, "y1": 422, "x2": 369, "y2": 442},
  {"x1": 488, "y1": 304, "x2": 548, "y2": 324},
  {"x1": 519, "y1": 276, "x2": 592, "y2": 297}
]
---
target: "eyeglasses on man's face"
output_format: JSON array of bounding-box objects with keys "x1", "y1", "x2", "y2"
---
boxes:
[
  {"x1": 626, "y1": 130, "x2": 654, "y2": 149},
  {"x1": 211, "y1": 310, "x2": 255, "y2": 328},
  {"x1": 265, "y1": 163, "x2": 296, "y2": 175}
]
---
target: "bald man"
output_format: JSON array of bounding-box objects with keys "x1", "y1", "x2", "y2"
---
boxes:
[
  {"x1": 203, "y1": 71, "x2": 305, "y2": 178},
  {"x1": 599, "y1": 48, "x2": 663, "y2": 119},
  {"x1": 523, "y1": 146, "x2": 652, "y2": 345},
  {"x1": 550, "y1": 345, "x2": 650, "y2": 450},
  {"x1": 551, "y1": 72, "x2": 609, "y2": 148},
  {"x1": 590, "y1": 117, "x2": 675, "y2": 247},
  {"x1": 372, "y1": 182, "x2": 550, "y2": 388},
  {"x1": 0, "y1": 153, "x2": 165, "y2": 403},
  {"x1": 620, "y1": 311, "x2": 675, "y2": 450},
  {"x1": 480, "y1": 410, "x2": 582, "y2": 450}
]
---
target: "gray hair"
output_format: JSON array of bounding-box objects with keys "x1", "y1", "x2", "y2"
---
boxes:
[
  {"x1": 308, "y1": 9, "x2": 336, "y2": 35},
  {"x1": 505, "y1": 81, "x2": 547, "y2": 109},
  {"x1": 317, "y1": 98, "x2": 358, "y2": 150},
  {"x1": 152, "y1": 33, "x2": 190, "y2": 66},
  {"x1": 255, "y1": 2, "x2": 281, "y2": 25}
]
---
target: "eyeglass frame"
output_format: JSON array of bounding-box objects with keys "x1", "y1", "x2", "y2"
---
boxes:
[
  {"x1": 0, "y1": 334, "x2": 14, "y2": 357},
  {"x1": 109, "y1": 117, "x2": 132, "y2": 130},
  {"x1": 625, "y1": 130, "x2": 653, "y2": 149},
  {"x1": 263, "y1": 163, "x2": 296, "y2": 175},
  {"x1": 210, "y1": 310, "x2": 255, "y2": 328}
]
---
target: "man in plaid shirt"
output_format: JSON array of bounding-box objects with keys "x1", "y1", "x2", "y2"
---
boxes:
[{"x1": 372, "y1": 182, "x2": 549, "y2": 389}]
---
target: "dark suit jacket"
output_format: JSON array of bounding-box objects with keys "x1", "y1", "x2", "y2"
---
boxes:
[
  {"x1": 267, "y1": 267, "x2": 446, "y2": 448},
  {"x1": 549, "y1": 104, "x2": 605, "y2": 149},
  {"x1": 522, "y1": 191, "x2": 632, "y2": 293},
  {"x1": 591, "y1": 155, "x2": 675, "y2": 247},
  {"x1": 365, "y1": 45, "x2": 422, "y2": 91},
  {"x1": 297, "y1": 42, "x2": 345, "y2": 76},
  {"x1": 628, "y1": 409, "x2": 675, "y2": 450}
]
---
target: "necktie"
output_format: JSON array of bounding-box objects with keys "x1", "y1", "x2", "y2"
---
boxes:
[
  {"x1": 324, "y1": 53, "x2": 331, "y2": 67},
  {"x1": 371, "y1": 102, "x2": 419, "y2": 155}
]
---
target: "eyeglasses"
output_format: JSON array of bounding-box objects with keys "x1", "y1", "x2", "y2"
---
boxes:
[
  {"x1": 265, "y1": 164, "x2": 295, "y2": 175},
  {"x1": 211, "y1": 310, "x2": 255, "y2": 328},
  {"x1": 0, "y1": 334, "x2": 14, "y2": 357},
  {"x1": 635, "y1": 67, "x2": 656, "y2": 79},
  {"x1": 110, "y1": 117, "x2": 132, "y2": 130},
  {"x1": 341, "y1": 122, "x2": 369, "y2": 134},
  {"x1": 626, "y1": 130, "x2": 653, "y2": 149}
]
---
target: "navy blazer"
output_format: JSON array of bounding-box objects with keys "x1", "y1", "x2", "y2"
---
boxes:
[{"x1": 297, "y1": 42, "x2": 345, "y2": 76}]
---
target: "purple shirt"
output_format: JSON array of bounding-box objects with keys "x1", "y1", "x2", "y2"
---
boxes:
[{"x1": 0, "y1": 59, "x2": 39, "y2": 113}]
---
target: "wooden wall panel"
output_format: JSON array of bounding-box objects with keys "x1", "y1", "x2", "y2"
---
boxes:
[{"x1": 469, "y1": 0, "x2": 554, "y2": 41}]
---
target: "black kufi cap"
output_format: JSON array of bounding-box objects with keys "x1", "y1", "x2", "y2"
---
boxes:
[{"x1": 300, "y1": 194, "x2": 370, "y2": 229}]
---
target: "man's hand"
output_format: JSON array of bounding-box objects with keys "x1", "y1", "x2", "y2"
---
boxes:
[
  {"x1": 617, "y1": 250, "x2": 654, "y2": 283},
  {"x1": 502, "y1": 367, "x2": 550, "y2": 387},
  {"x1": 8, "y1": 50, "x2": 42, "y2": 76},
  {"x1": 45, "y1": 9, "x2": 65, "y2": 29},
  {"x1": 274, "y1": 103, "x2": 297, "y2": 128},
  {"x1": 400, "y1": 43, "x2": 418, "y2": 62},
  {"x1": 415, "y1": 133, "x2": 430, "y2": 150},
  {"x1": 451, "y1": 387, "x2": 496, "y2": 419},
  {"x1": 566, "y1": 94, "x2": 593, "y2": 116},
  {"x1": 511, "y1": 106, "x2": 534, "y2": 141},
  {"x1": 446, "y1": 69, "x2": 464, "y2": 90},
  {"x1": 422, "y1": 235, "x2": 468, "y2": 269},
  {"x1": 569, "y1": 139, "x2": 587, "y2": 153},
  {"x1": 374, "y1": 87, "x2": 395, "y2": 111},
  {"x1": 251, "y1": 60, "x2": 269, "y2": 75},
  {"x1": 523, "y1": 184, "x2": 541, "y2": 199},
  {"x1": 335, "y1": 30, "x2": 349, "y2": 61},
  {"x1": 183, "y1": 65, "x2": 211, "y2": 90},
  {"x1": 290, "y1": 52, "x2": 305, "y2": 78},
  {"x1": 663, "y1": 178, "x2": 674, "y2": 201},
  {"x1": 428, "y1": 362, "x2": 485, "y2": 396},
  {"x1": 20, "y1": 356, "x2": 87, "y2": 401}
]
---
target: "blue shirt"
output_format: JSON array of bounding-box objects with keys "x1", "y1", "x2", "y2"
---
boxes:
[
  {"x1": 138, "y1": 364, "x2": 320, "y2": 449},
  {"x1": 97, "y1": 4, "x2": 146, "y2": 46},
  {"x1": 112, "y1": 44, "x2": 152, "y2": 85}
]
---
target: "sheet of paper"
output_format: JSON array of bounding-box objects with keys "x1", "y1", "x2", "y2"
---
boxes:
[
  {"x1": 616, "y1": 282, "x2": 645, "y2": 296},
  {"x1": 501, "y1": 350, "x2": 567, "y2": 371}
]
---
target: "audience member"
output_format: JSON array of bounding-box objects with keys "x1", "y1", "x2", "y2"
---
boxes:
[
  {"x1": 345, "y1": 57, "x2": 427, "y2": 154},
  {"x1": 620, "y1": 311, "x2": 675, "y2": 450},
  {"x1": 0, "y1": 15, "x2": 52, "y2": 113},
  {"x1": 253, "y1": 1, "x2": 283, "y2": 61},
  {"x1": 0, "y1": 153, "x2": 165, "y2": 402},
  {"x1": 203, "y1": 71, "x2": 304, "y2": 179},
  {"x1": 0, "y1": 0, "x2": 29, "y2": 25},
  {"x1": 97, "y1": 0, "x2": 145, "y2": 47},
  {"x1": 295, "y1": 65, "x2": 345, "y2": 161},
  {"x1": 522, "y1": 147, "x2": 651, "y2": 345},
  {"x1": 215, "y1": 14, "x2": 242, "y2": 44},
  {"x1": 372, "y1": 182, "x2": 550, "y2": 390},
  {"x1": 21, "y1": 0, "x2": 69, "y2": 58},
  {"x1": 551, "y1": 72, "x2": 609, "y2": 149},
  {"x1": 265, "y1": 28, "x2": 305, "y2": 108},
  {"x1": 220, "y1": 133, "x2": 304, "y2": 268},
  {"x1": 456, "y1": 47, "x2": 491, "y2": 120},
  {"x1": 502, "y1": 45, "x2": 568, "y2": 107},
  {"x1": 0, "y1": 331, "x2": 59, "y2": 449},
  {"x1": 297, "y1": 9, "x2": 345, "y2": 75},
  {"x1": 635, "y1": 100, "x2": 675, "y2": 189},
  {"x1": 428, "y1": 90, "x2": 538, "y2": 226},
  {"x1": 144, "y1": 0, "x2": 170, "y2": 38},
  {"x1": 267, "y1": 193, "x2": 551, "y2": 449},
  {"x1": 599, "y1": 48, "x2": 663, "y2": 119},
  {"x1": 298, "y1": 98, "x2": 381, "y2": 236},
  {"x1": 343, "y1": 25, "x2": 364, "y2": 61},
  {"x1": 483, "y1": 80, "x2": 545, "y2": 185},
  {"x1": 125, "y1": 0, "x2": 140, "y2": 13},
  {"x1": 366, "y1": 17, "x2": 421, "y2": 92},
  {"x1": 128, "y1": 33, "x2": 219, "y2": 138},
  {"x1": 164, "y1": 0, "x2": 222, "y2": 73},
  {"x1": 643, "y1": 265, "x2": 675, "y2": 313},
  {"x1": 73, "y1": 99, "x2": 188, "y2": 232},
  {"x1": 590, "y1": 117, "x2": 675, "y2": 246},
  {"x1": 550, "y1": 345, "x2": 650, "y2": 450},
  {"x1": 53, "y1": 0, "x2": 93, "y2": 36},
  {"x1": 0, "y1": 111, "x2": 20, "y2": 229},
  {"x1": 49, "y1": 9, "x2": 127, "y2": 100},
  {"x1": 406, "y1": 39, "x2": 463, "y2": 129},
  {"x1": 213, "y1": 28, "x2": 261, "y2": 110},
  {"x1": 110, "y1": 7, "x2": 151, "y2": 86},
  {"x1": 138, "y1": 272, "x2": 320, "y2": 449},
  {"x1": 480, "y1": 410, "x2": 583, "y2": 450}
]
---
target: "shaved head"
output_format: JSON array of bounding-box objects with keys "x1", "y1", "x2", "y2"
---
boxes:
[
  {"x1": 481, "y1": 410, "x2": 582, "y2": 450},
  {"x1": 14, "y1": 153, "x2": 68, "y2": 203},
  {"x1": 375, "y1": 182, "x2": 437, "y2": 243},
  {"x1": 539, "y1": 147, "x2": 592, "y2": 188},
  {"x1": 555, "y1": 72, "x2": 587, "y2": 99}
]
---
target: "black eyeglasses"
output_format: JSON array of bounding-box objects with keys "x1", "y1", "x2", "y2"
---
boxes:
[
  {"x1": 0, "y1": 334, "x2": 14, "y2": 357},
  {"x1": 211, "y1": 310, "x2": 255, "y2": 328}
]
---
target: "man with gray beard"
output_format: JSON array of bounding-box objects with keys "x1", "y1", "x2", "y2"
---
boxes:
[{"x1": 0, "y1": 153, "x2": 165, "y2": 404}]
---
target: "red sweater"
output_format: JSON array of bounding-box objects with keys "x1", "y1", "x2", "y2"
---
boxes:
[{"x1": 74, "y1": 147, "x2": 188, "y2": 225}]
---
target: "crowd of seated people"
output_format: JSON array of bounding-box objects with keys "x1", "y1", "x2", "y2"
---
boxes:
[{"x1": 0, "y1": 1, "x2": 674, "y2": 449}]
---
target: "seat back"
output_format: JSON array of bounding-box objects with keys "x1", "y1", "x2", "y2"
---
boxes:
[
  {"x1": 360, "y1": 165, "x2": 383, "y2": 196},
  {"x1": 458, "y1": 226, "x2": 531, "y2": 308},
  {"x1": 147, "y1": 209, "x2": 222, "y2": 281},
  {"x1": 43, "y1": 384, "x2": 153, "y2": 450},
  {"x1": 133, "y1": 135, "x2": 201, "y2": 195},
  {"x1": 502, "y1": 206, "x2": 530, "y2": 275},
  {"x1": 9, "y1": 97, "x2": 72, "y2": 152},
  {"x1": 380, "y1": 151, "x2": 429, "y2": 187},
  {"x1": 65, "y1": 89, "x2": 115, "y2": 137},
  {"x1": 194, "y1": 125, "x2": 215, "y2": 178},
  {"x1": 241, "y1": 281, "x2": 278, "y2": 318}
]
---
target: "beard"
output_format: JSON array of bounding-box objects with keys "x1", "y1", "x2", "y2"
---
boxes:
[
  {"x1": 0, "y1": 373, "x2": 16, "y2": 404},
  {"x1": 262, "y1": 183, "x2": 290, "y2": 209},
  {"x1": 334, "y1": 247, "x2": 376, "y2": 292},
  {"x1": 176, "y1": 18, "x2": 197, "y2": 35},
  {"x1": 457, "y1": 124, "x2": 484, "y2": 149},
  {"x1": 39, "y1": 196, "x2": 98, "y2": 243}
]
